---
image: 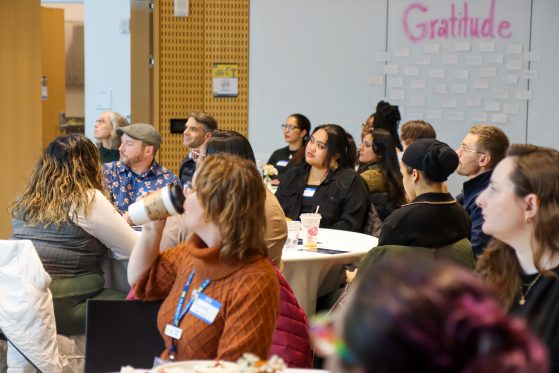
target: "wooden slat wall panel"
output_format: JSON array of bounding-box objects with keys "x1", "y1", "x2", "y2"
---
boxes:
[
  {"x1": 0, "y1": 0, "x2": 42, "y2": 238},
  {"x1": 204, "y1": 0, "x2": 249, "y2": 136},
  {"x1": 156, "y1": 0, "x2": 205, "y2": 172},
  {"x1": 155, "y1": 0, "x2": 249, "y2": 174}
]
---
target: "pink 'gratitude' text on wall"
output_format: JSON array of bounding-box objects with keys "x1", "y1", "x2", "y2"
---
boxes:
[{"x1": 403, "y1": 0, "x2": 512, "y2": 42}]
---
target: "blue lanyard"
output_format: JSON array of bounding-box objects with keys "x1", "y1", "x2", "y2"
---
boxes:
[{"x1": 169, "y1": 270, "x2": 211, "y2": 360}]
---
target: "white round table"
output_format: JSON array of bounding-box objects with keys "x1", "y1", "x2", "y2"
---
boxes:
[{"x1": 281, "y1": 228, "x2": 378, "y2": 316}]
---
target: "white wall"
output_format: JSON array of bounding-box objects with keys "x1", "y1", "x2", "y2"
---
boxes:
[
  {"x1": 83, "y1": 0, "x2": 130, "y2": 138},
  {"x1": 249, "y1": 0, "x2": 387, "y2": 165},
  {"x1": 527, "y1": 0, "x2": 559, "y2": 147},
  {"x1": 249, "y1": 0, "x2": 559, "y2": 195},
  {"x1": 72, "y1": 0, "x2": 558, "y2": 191}
]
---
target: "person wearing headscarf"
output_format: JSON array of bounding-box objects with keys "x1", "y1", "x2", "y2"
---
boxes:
[{"x1": 378, "y1": 138, "x2": 471, "y2": 247}]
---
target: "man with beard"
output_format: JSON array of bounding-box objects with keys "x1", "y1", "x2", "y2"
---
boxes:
[
  {"x1": 103, "y1": 123, "x2": 178, "y2": 217},
  {"x1": 178, "y1": 112, "x2": 218, "y2": 186}
]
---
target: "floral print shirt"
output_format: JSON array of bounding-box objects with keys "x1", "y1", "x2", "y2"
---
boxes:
[{"x1": 103, "y1": 160, "x2": 179, "y2": 213}]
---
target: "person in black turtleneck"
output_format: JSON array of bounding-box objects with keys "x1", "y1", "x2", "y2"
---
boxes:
[{"x1": 379, "y1": 138, "x2": 471, "y2": 247}]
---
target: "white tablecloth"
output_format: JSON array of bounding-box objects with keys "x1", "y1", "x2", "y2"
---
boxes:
[{"x1": 281, "y1": 228, "x2": 378, "y2": 316}]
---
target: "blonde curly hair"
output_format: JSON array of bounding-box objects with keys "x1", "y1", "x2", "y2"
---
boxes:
[{"x1": 11, "y1": 134, "x2": 103, "y2": 226}]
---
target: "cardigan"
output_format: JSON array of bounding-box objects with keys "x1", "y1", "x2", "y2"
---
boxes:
[{"x1": 134, "y1": 235, "x2": 279, "y2": 361}]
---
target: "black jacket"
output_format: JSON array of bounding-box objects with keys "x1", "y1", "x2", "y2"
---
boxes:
[
  {"x1": 179, "y1": 156, "x2": 196, "y2": 187},
  {"x1": 275, "y1": 165, "x2": 368, "y2": 232}
]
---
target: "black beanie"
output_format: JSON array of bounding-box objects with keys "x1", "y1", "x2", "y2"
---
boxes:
[{"x1": 402, "y1": 139, "x2": 458, "y2": 182}]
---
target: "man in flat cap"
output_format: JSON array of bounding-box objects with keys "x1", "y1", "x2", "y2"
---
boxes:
[{"x1": 103, "y1": 123, "x2": 178, "y2": 216}]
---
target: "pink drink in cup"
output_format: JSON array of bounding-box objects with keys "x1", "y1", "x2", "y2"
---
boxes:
[{"x1": 300, "y1": 213, "x2": 321, "y2": 251}]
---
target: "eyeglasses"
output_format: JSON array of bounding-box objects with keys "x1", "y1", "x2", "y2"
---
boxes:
[
  {"x1": 459, "y1": 144, "x2": 485, "y2": 155},
  {"x1": 281, "y1": 124, "x2": 300, "y2": 132}
]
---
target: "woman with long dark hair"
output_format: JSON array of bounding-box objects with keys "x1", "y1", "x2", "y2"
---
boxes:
[
  {"x1": 275, "y1": 124, "x2": 368, "y2": 231},
  {"x1": 358, "y1": 128, "x2": 405, "y2": 222}
]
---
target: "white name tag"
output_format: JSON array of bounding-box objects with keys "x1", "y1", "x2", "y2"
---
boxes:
[
  {"x1": 303, "y1": 187, "x2": 317, "y2": 198},
  {"x1": 164, "y1": 324, "x2": 183, "y2": 339},
  {"x1": 189, "y1": 293, "x2": 221, "y2": 324},
  {"x1": 276, "y1": 160, "x2": 288, "y2": 167}
]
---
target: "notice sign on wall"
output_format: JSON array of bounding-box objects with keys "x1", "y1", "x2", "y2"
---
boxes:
[{"x1": 212, "y1": 64, "x2": 238, "y2": 97}]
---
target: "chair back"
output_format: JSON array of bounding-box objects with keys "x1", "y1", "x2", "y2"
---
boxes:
[
  {"x1": 270, "y1": 267, "x2": 313, "y2": 368},
  {"x1": 85, "y1": 299, "x2": 163, "y2": 373},
  {"x1": 0, "y1": 239, "x2": 61, "y2": 373},
  {"x1": 359, "y1": 238, "x2": 475, "y2": 274}
]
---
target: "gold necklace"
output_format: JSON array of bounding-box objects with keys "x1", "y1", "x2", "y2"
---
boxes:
[
  {"x1": 402, "y1": 200, "x2": 456, "y2": 207},
  {"x1": 518, "y1": 273, "x2": 542, "y2": 305},
  {"x1": 308, "y1": 171, "x2": 328, "y2": 185}
]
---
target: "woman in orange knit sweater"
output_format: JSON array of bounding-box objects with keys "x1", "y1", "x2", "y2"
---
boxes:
[{"x1": 127, "y1": 154, "x2": 279, "y2": 362}]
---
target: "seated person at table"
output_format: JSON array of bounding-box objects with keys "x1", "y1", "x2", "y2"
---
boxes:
[
  {"x1": 476, "y1": 145, "x2": 559, "y2": 372},
  {"x1": 128, "y1": 154, "x2": 279, "y2": 362},
  {"x1": 161, "y1": 130, "x2": 287, "y2": 269},
  {"x1": 275, "y1": 124, "x2": 368, "y2": 232},
  {"x1": 10, "y1": 134, "x2": 136, "y2": 335},
  {"x1": 358, "y1": 128, "x2": 405, "y2": 221},
  {"x1": 93, "y1": 110, "x2": 129, "y2": 163},
  {"x1": 379, "y1": 138, "x2": 471, "y2": 247},
  {"x1": 103, "y1": 123, "x2": 178, "y2": 215},
  {"x1": 267, "y1": 113, "x2": 311, "y2": 181},
  {"x1": 322, "y1": 254, "x2": 548, "y2": 373}
]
